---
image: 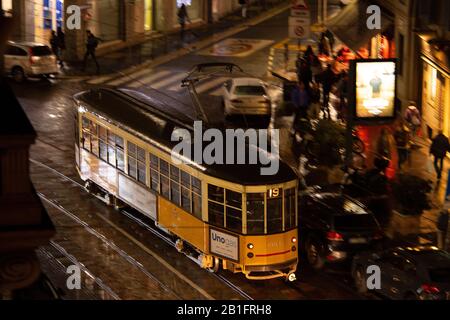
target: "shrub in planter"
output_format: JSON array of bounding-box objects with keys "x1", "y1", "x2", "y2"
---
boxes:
[
  {"x1": 387, "y1": 174, "x2": 433, "y2": 238},
  {"x1": 391, "y1": 174, "x2": 432, "y2": 216},
  {"x1": 313, "y1": 119, "x2": 346, "y2": 167}
]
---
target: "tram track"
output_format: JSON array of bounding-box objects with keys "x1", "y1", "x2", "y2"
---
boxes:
[
  {"x1": 30, "y1": 157, "x2": 254, "y2": 300},
  {"x1": 37, "y1": 191, "x2": 182, "y2": 300},
  {"x1": 37, "y1": 240, "x2": 121, "y2": 300}
]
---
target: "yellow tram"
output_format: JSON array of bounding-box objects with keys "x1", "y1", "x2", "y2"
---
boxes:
[{"x1": 73, "y1": 88, "x2": 298, "y2": 281}]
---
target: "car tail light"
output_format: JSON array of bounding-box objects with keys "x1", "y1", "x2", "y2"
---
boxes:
[
  {"x1": 230, "y1": 99, "x2": 243, "y2": 104},
  {"x1": 421, "y1": 284, "x2": 440, "y2": 294},
  {"x1": 327, "y1": 231, "x2": 344, "y2": 241}
]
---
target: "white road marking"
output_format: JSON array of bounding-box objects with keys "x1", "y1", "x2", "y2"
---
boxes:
[
  {"x1": 107, "y1": 69, "x2": 152, "y2": 86},
  {"x1": 151, "y1": 73, "x2": 187, "y2": 90},
  {"x1": 128, "y1": 70, "x2": 171, "y2": 88},
  {"x1": 195, "y1": 77, "x2": 229, "y2": 94}
]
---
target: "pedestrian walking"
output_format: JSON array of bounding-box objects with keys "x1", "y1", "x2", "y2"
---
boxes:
[
  {"x1": 298, "y1": 60, "x2": 312, "y2": 92},
  {"x1": 318, "y1": 33, "x2": 330, "y2": 56},
  {"x1": 429, "y1": 130, "x2": 450, "y2": 180},
  {"x1": 324, "y1": 29, "x2": 335, "y2": 55},
  {"x1": 404, "y1": 102, "x2": 421, "y2": 137},
  {"x1": 437, "y1": 210, "x2": 449, "y2": 251},
  {"x1": 82, "y1": 30, "x2": 101, "y2": 74},
  {"x1": 394, "y1": 122, "x2": 410, "y2": 170},
  {"x1": 239, "y1": 0, "x2": 249, "y2": 18},
  {"x1": 317, "y1": 64, "x2": 336, "y2": 119},
  {"x1": 57, "y1": 26, "x2": 65, "y2": 68},
  {"x1": 336, "y1": 71, "x2": 349, "y2": 121},
  {"x1": 177, "y1": 4, "x2": 191, "y2": 42},
  {"x1": 291, "y1": 81, "x2": 310, "y2": 127}
]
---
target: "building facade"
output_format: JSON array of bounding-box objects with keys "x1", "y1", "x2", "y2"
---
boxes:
[
  {"x1": 414, "y1": 0, "x2": 450, "y2": 140},
  {"x1": 6, "y1": 0, "x2": 210, "y2": 60}
]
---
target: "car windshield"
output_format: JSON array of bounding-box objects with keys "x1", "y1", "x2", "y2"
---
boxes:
[
  {"x1": 32, "y1": 46, "x2": 52, "y2": 56},
  {"x1": 234, "y1": 85, "x2": 266, "y2": 96},
  {"x1": 334, "y1": 214, "x2": 378, "y2": 230},
  {"x1": 428, "y1": 267, "x2": 450, "y2": 283}
]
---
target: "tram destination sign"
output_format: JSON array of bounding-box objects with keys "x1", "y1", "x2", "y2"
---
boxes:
[{"x1": 209, "y1": 228, "x2": 239, "y2": 262}]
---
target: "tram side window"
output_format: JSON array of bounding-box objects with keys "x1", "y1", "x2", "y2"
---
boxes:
[
  {"x1": 208, "y1": 185, "x2": 225, "y2": 228},
  {"x1": 116, "y1": 136, "x2": 125, "y2": 172},
  {"x1": 127, "y1": 142, "x2": 137, "y2": 180},
  {"x1": 127, "y1": 142, "x2": 146, "y2": 184},
  {"x1": 149, "y1": 153, "x2": 159, "y2": 192},
  {"x1": 267, "y1": 188, "x2": 283, "y2": 234},
  {"x1": 98, "y1": 126, "x2": 108, "y2": 162},
  {"x1": 225, "y1": 190, "x2": 242, "y2": 233},
  {"x1": 90, "y1": 122, "x2": 99, "y2": 156},
  {"x1": 107, "y1": 131, "x2": 116, "y2": 167},
  {"x1": 82, "y1": 117, "x2": 91, "y2": 151},
  {"x1": 191, "y1": 177, "x2": 202, "y2": 220},
  {"x1": 181, "y1": 171, "x2": 191, "y2": 212},
  {"x1": 160, "y1": 159, "x2": 170, "y2": 199},
  {"x1": 284, "y1": 188, "x2": 296, "y2": 230},
  {"x1": 246, "y1": 193, "x2": 265, "y2": 235},
  {"x1": 170, "y1": 165, "x2": 181, "y2": 206}
]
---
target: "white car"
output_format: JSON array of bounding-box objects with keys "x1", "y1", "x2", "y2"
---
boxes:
[
  {"x1": 222, "y1": 77, "x2": 271, "y2": 119},
  {"x1": 4, "y1": 41, "x2": 59, "y2": 82}
]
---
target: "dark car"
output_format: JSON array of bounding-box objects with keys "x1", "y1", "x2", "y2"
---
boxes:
[
  {"x1": 299, "y1": 192, "x2": 384, "y2": 270},
  {"x1": 352, "y1": 246, "x2": 450, "y2": 300}
]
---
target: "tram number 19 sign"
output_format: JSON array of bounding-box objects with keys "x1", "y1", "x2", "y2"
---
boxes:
[{"x1": 289, "y1": 16, "x2": 310, "y2": 39}]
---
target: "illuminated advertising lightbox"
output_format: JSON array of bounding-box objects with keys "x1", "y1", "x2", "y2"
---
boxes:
[{"x1": 354, "y1": 59, "x2": 397, "y2": 122}]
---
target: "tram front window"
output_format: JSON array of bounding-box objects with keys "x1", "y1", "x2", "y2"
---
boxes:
[
  {"x1": 246, "y1": 193, "x2": 264, "y2": 234},
  {"x1": 267, "y1": 197, "x2": 283, "y2": 233}
]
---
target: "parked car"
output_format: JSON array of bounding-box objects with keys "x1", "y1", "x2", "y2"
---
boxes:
[
  {"x1": 4, "y1": 41, "x2": 58, "y2": 82},
  {"x1": 299, "y1": 191, "x2": 384, "y2": 270},
  {"x1": 352, "y1": 246, "x2": 450, "y2": 300},
  {"x1": 221, "y1": 77, "x2": 271, "y2": 120}
]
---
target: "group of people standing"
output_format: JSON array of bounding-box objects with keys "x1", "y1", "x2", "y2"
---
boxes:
[
  {"x1": 50, "y1": 28, "x2": 101, "y2": 74},
  {"x1": 290, "y1": 43, "x2": 349, "y2": 127},
  {"x1": 49, "y1": 27, "x2": 65, "y2": 68}
]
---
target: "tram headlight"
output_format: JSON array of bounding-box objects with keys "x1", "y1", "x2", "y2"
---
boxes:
[
  {"x1": 247, "y1": 243, "x2": 254, "y2": 250},
  {"x1": 291, "y1": 246, "x2": 296, "y2": 252},
  {"x1": 247, "y1": 252, "x2": 254, "y2": 258},
  {"x1": 288, "y1": 272, "x2": 297, "y2": 282},
  {"x1": 291, "y1": 237, "x2": 297, "y2": 243}
]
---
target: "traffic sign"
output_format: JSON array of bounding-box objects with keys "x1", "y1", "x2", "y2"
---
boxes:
[{"x1": 289, "y1": 16, "x2": 311, "y2": 39}]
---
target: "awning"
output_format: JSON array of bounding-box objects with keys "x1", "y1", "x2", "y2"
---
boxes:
[{"x1": 326, "y1": 0, "x2": 394, "y2": 53}]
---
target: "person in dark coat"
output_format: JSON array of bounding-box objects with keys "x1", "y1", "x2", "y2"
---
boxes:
[
  {"x1": 177, "y1": 4, "x2": 191, "y2": 41},
  {"x1": 291, "y1": 81, "x2": 310, "y2": 126},
  {"x1": 82, "y1": 30, "x2": 101, "y2": 74},
  {"x1": 317, "y1": 64, "x2": 336, "y2": 119},
  {"x1": 49, "y1": 31, "x2": 59, "y2": 58},
  {"x1": 298, "y1": 60, "x2": 312, "y2": 92},
  {"x1": 57, "y1": 27, "x2": 65, "y2": 67},
  {"x1": 429, "y1": 130, "x2": 450, "y2": 180}
]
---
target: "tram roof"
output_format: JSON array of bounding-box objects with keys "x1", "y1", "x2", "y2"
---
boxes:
[{"x1": 73, "y1": 87, "x2": 297, "y2": 185}]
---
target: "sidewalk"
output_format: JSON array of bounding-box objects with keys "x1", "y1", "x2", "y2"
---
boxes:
[
  {"x1": 402, "y1": 135, "x2": 450, "y2": 246},
  {"x1": 58, "y1": 1, "x2": 289, "y2": 78}
]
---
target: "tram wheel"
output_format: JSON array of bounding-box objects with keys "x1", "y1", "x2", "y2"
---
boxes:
[{"x1": 207, "y1": 257, "x2": 220, "y2": 273}]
